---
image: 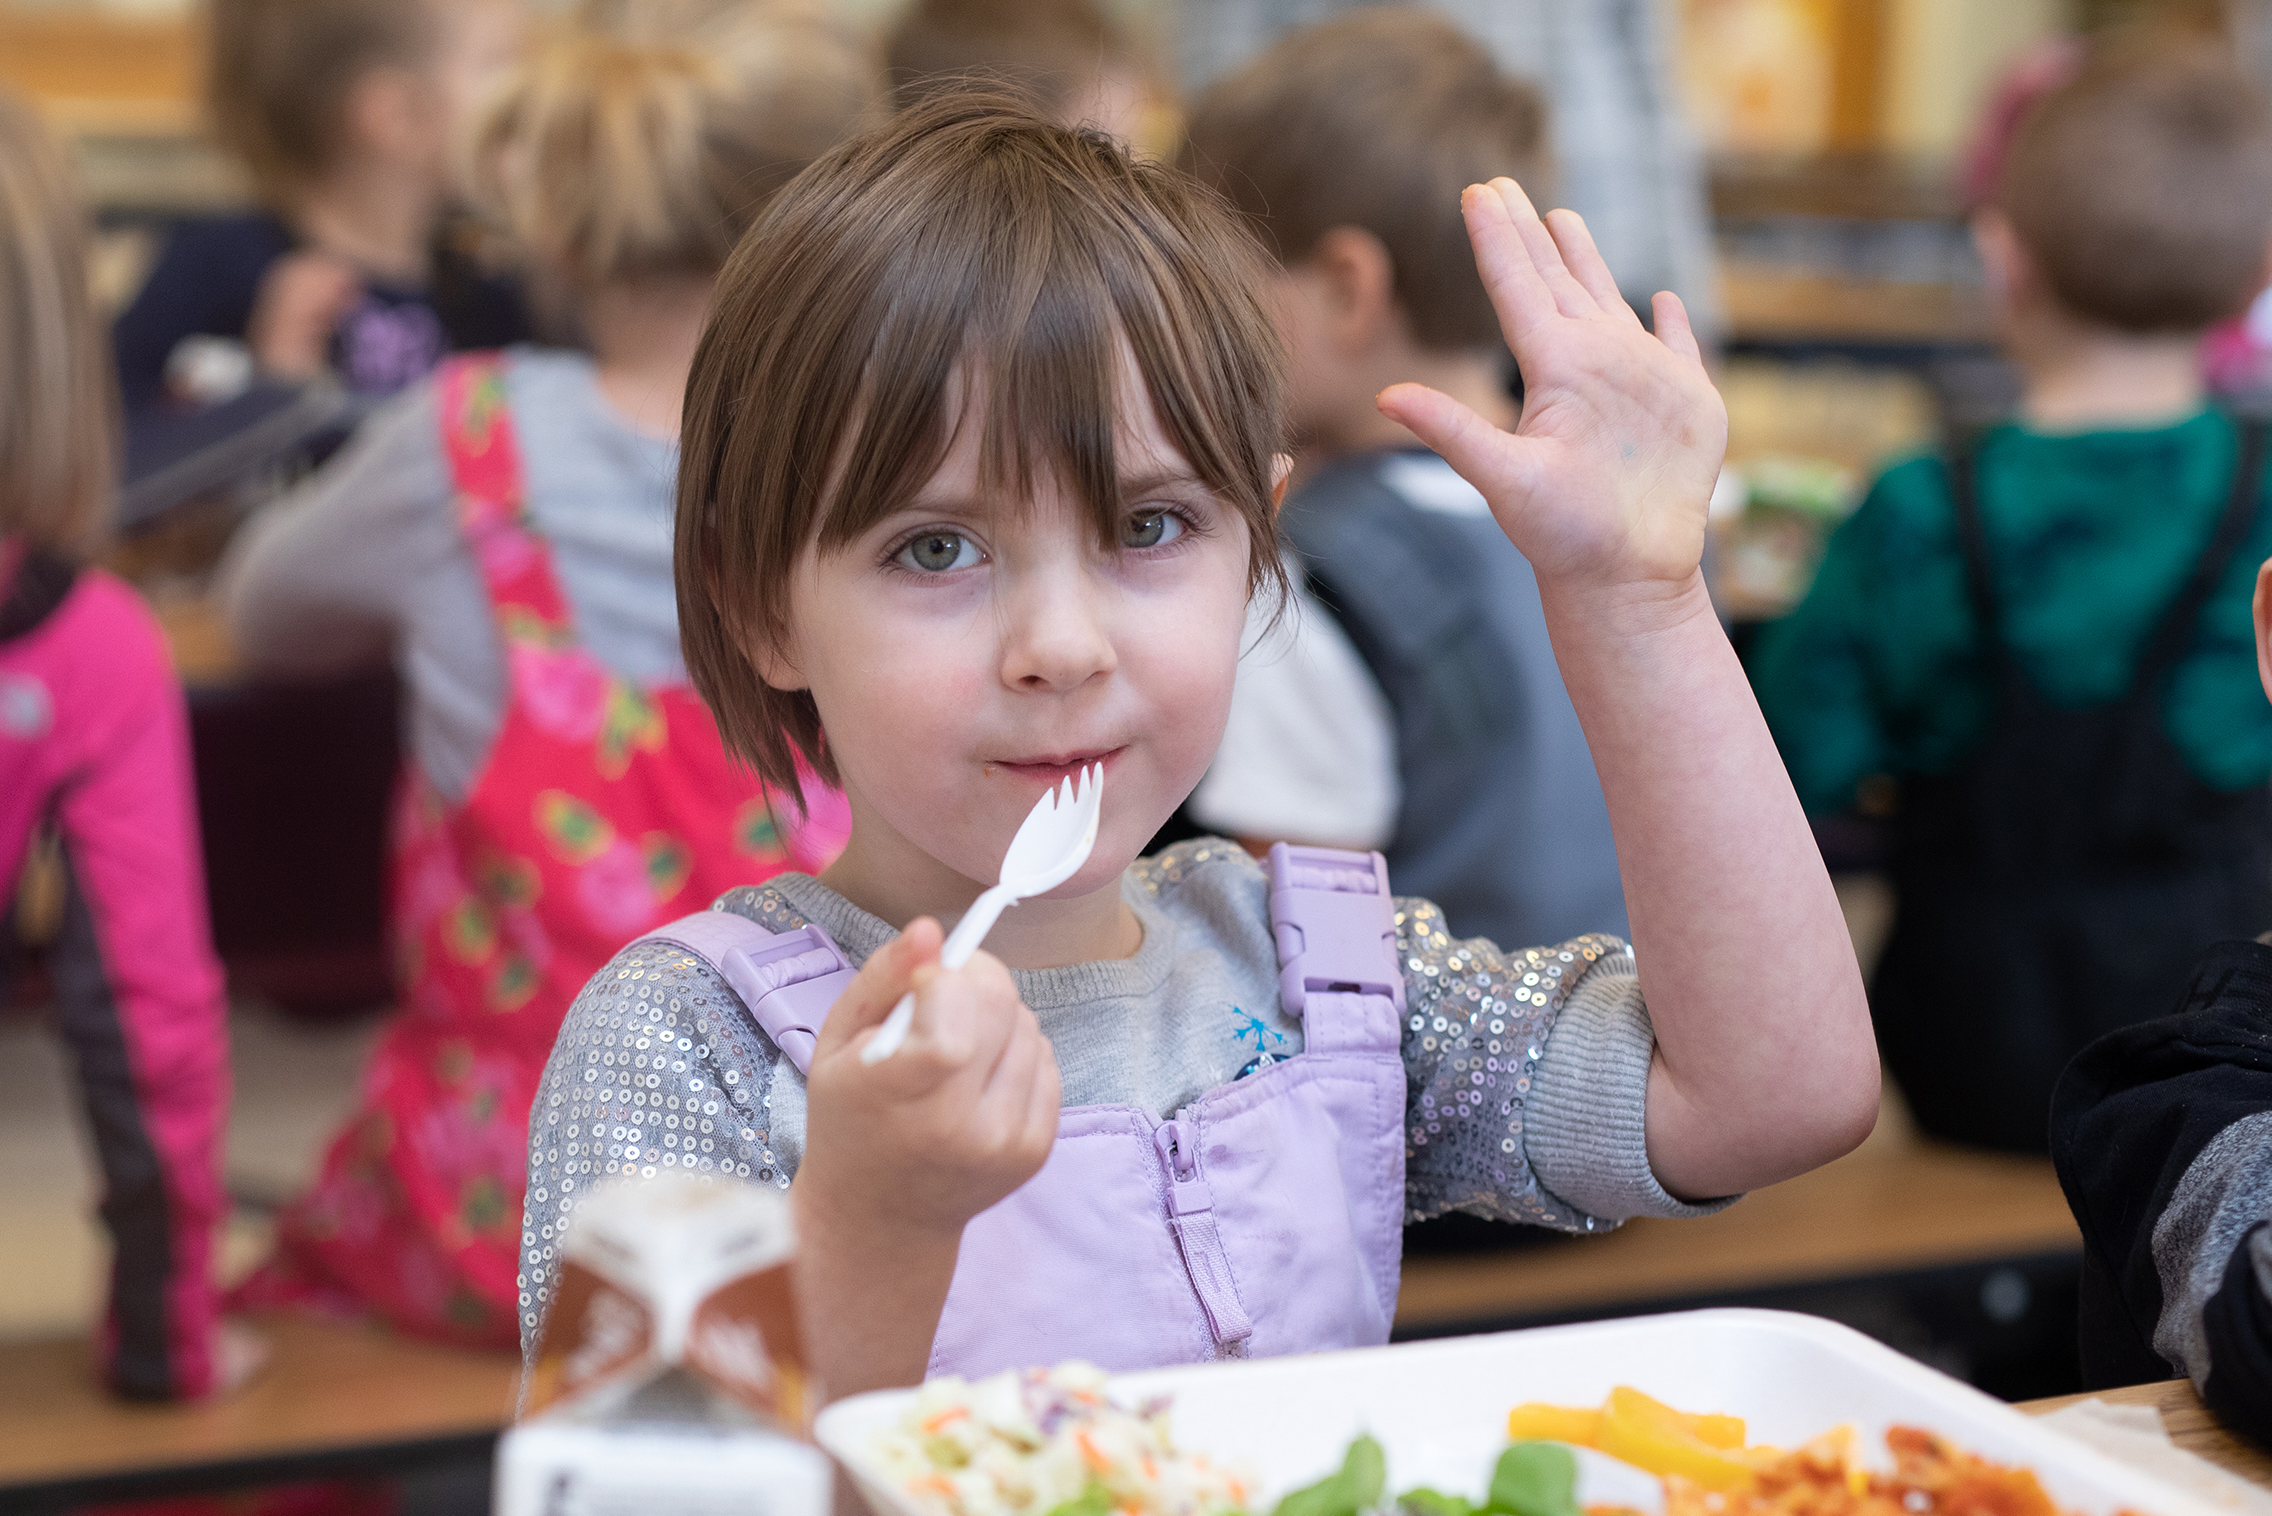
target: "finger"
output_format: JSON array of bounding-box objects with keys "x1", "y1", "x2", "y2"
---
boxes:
[
  {"x1": 1377, "y1": 383, "x2": 1536, "y2": 504},
  {"x1": 1652, "y1": 291, "x2": 1705, "y2": 368},
  {"x1": 817, "y1": 918, "x2": 943, "y2": 1054},
  {"x1": 1018, "y1": 1034, "x2": 1063, "y2": 1157},
  {"x1": 1543, "y1": 209, "x2": 1636, "y2": 324},
  {"x1": 1460, "y1": 183, "x2": 1563, "y2": 345},
  {"x1": 907, "y1": 951, "x2": 1017, "y2": 1078},
  {"x1": 1487, "y1": 178, "x2": 1599, "y2": 319},
  {"x1": 980, "y1": 1008, "x2": 1043, "y2": 1114}
]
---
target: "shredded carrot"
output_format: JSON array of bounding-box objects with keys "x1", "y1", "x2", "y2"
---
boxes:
[
  {"x1": 1078, "y1": 1429, "x2": 1112, "y2": 1474},
  {"x1": 922, "y1": 1408, "x2": 972, "y2": 1434}
]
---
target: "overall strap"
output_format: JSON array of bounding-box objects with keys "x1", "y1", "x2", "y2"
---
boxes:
[
  {"x1": 1941, "y1": 432, "x2": 2008, "y2": 669},
  {"x1": 2124, "y1": 417, "x2": 2270, "y2": 698},
  {"x1": 1266, "y1": 843, "x2": 1404, "y2": 1054},
  {"x1": 434, "y1": 353, "x2": 578, "y2": 636},
  {"x1": 642, "y1": 910, "x2": 856, "y2": 1075}
]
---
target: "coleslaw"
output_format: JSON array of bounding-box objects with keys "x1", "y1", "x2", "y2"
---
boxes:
[{"x1": 869, "y1": 1363, "x2": 1255, "y2": 1516}]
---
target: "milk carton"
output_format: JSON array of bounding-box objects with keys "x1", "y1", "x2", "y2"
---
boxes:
[{"x1": 497, "y1": 1174, "x2": 829, "y2": 1516}]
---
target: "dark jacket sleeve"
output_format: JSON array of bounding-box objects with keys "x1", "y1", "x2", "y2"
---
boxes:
[
  {"x1": 111, "y1": 216, "x2": 287, "y2": 412},
  {"x1": 2052, "y1": 937, "x2": 2272, "y2": 1436}
]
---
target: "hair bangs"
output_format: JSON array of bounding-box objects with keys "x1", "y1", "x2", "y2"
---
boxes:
[
  {"x1": 680, "y1": 94, "x2": 1288, "y2": 790},
  {"x1": 805, "y1": 136, "x2": 1272, "y2": 566}
]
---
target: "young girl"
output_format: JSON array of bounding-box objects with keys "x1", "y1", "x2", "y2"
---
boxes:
[
  {"x1": 114, "y1": 0, "x2": 529, "y2": 411},
  {"x1": 520, "y1": 96, "x2": 1880, "y2": 1396},
  {"x1": 0, "y1": 91, "x2": 243, "y2": 1400},
  {"x1": 223, "y1": 0, "x2": 876, "y2": 1347}
]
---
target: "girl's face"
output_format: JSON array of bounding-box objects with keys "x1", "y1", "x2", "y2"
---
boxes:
[{"x1": 765, "y1": 367, "x2": 1259, "y2": 903}]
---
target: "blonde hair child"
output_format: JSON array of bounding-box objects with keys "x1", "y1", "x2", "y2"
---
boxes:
[{"x1": 219, "y1": 1, "x2": 880, "y2": 1347}]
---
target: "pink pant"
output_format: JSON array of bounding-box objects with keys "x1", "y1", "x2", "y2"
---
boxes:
[{"x1": 1, "y1": 557, "x2": 228, "y2": 1399}]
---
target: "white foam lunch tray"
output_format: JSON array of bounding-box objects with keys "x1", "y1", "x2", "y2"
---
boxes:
[{"x1": 816, "y1": 1309, "x2": 2216, "y2": 1516}]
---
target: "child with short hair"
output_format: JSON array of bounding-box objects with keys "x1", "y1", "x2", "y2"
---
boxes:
[
  {"x1": 111, "y1": 0, "x2": 529, "y2": 410},
  {"x1": 222, "y1": 0, "x2": 876, "y2": 1347},
  {"x1": 1752, "y1": 39, "x2": 2272, "y2": 1152},
  {"x1": 0, "y1": 90, "x2": 241, "y2": 1400},
  {"x1": 520, "y1": 93, "x2": 1879, "y2": 1395},
  {"x1": 2052, "y1": 550, "x2": 2272, "y2": 1429},
  {"x1": 885, "y1": 0, "x2": 1157, "y2": 145},
  {"x1": 1179, "y1": 9, "x2": 1627, "y2": 952}
]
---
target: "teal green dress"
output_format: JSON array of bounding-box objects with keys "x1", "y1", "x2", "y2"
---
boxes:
[{"x1": 1751, "y1": 408, "x2": 2272, "y2": 813}]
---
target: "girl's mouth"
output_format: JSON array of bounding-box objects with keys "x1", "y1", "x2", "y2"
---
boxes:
[{"x1": 989, "y1": 748, "x2": 1125, "y2": 789}]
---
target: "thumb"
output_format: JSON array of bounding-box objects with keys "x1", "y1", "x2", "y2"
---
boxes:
[
  {"x1": 1377, "y1": 383, "x2": 1532, "y2": 504},
  {"x1": 812, "y1": 917, "x2": 943, "y2": 1056}
]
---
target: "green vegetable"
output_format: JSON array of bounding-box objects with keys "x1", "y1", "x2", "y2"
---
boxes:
[
  {"x1": 1273, "y1": 1434, "x2": 1387, "y2": 1516},
  {"x1": 1485, "y1": 1443, "x2": 1579, "y2": 1516},
  {"x1": 1045, "y1": 1483, "x2": 1116, "y2": 1516},
  {"x1": 1395, "y1": 1488, "x2": 1475, "y2": 1516}
]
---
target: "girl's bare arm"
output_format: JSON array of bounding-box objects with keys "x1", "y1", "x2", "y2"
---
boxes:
[{"x1": 1380, "y1": 180, "x2": 1878, "y2": 1201}]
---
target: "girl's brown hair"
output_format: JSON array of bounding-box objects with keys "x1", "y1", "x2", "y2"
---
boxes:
[
  {"x1": 0, "y1": 90, "x2": 116, "y2": 557},
  {"x1": 467, "y1": 0, "x2": 882, "y2": 291},
  {"x1": 205, "y1": 0, "x2": 443, "y2": 199},
  {"x1": 677, "y1": 94, "x2": 1287, "y2": 791}
]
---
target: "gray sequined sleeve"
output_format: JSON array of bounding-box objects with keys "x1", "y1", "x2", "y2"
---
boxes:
[
  {"x1": 1397, "y1": 898, "x2": 1735, "y2": 1232},
  {"x1": 516, "y1": 924, "x2": 807, "y2": 1362}
]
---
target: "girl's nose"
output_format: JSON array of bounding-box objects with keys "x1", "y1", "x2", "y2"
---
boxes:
[{"x1": 999, "y1": 571, "x2": 1118, "y2": 693}]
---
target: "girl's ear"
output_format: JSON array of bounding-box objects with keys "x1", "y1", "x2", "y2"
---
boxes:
[
  {"x1": 1270, "y1": 453, "x2": 1294, "y2": 515},
  {"x1": 2253, "y1": 556, "x2": 2272, "y2": 706},
  {"x1": 744, "y1": 628, "x2": 808, "y2": 693}
]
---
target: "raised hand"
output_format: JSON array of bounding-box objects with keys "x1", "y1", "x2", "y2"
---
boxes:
[
  {"x1": 246, "y1": 251, "x2": 362, "y2": 382},
  {"x1": 1378, "y1": 178, "x2": 1727, "y2": 598}
]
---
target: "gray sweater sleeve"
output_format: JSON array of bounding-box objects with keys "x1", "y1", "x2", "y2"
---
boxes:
[
  {"x1": 216, "y1": 381, "x2": 505, "y2": 801},
  {"x1": 1398, "y1": 899, "x2": 1735, "y2": 1230},
  {"x1": 2153, "y1": 1111, "x2": 2272, "y2": 1386},
  {"x1": 518, "y1": 931, "x2": 801, "y2": 1363}
]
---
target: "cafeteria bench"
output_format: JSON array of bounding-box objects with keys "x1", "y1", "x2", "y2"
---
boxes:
[{"x1": 0, "y1": 1314, "x2": 516, "y2": 1513}]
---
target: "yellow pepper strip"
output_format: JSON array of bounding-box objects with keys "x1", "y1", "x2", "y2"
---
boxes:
[
  {"x1": 1506, "y1": 1404, "x2": 1606, "y2": 1446},
  {"x1": 1597, "y1": 1388, "x2": 1759, "y2": 1492},
  {"x1": 1686, "y1": 1413, "x2": 1747, "y2": 1451}
]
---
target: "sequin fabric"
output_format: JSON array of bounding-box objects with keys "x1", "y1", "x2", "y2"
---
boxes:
[
  {"x1": 1120, "y1": 846, "x2": 1628, "y2": 1232},
  {"x1": 1392, "y1": 898, "x2": 1625, "y2": 1231},
  {"x1": 517, "y1": 885, "x2": 813, "y2": 1350}
]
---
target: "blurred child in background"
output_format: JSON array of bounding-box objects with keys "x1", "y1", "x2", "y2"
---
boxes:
[
  {"x1": 112, "y1": 0, "x2": 530, "y2": 411},
  {"x1": 1751, "y1": 38, "x2": 2272, "y2": 1151},
  {"x1": 886, "y1": 0, "x2": 1161, "y2": 148},
  {"x1": 1181, "y1": 10, "x2": 1627, "y2": 952},
  {"x1": 222, "y1": 0, "x2": 877, "y2": 1347},
  {"x1": 0, "y1": 90, "x2": 243, "y2": 1401},
  {"x1": 2052, "y1": 547, "x2": 2272, "y2": 1426}
]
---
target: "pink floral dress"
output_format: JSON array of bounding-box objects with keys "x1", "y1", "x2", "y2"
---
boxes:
[{"x1": 243, "y1": 355, "x2": 847, "y2": 1347}]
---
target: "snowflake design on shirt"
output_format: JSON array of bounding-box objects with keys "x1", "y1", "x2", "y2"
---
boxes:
[{"x1": 1231, "y1": 1006, "x2": 1287, "y2": 1080}]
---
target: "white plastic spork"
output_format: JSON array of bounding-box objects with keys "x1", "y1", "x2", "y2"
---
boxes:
[{"x1": 859, "y1": 763, "x2": 1103, "y2": 1064}]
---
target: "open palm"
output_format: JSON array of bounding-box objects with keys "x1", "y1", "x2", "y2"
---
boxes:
[{"x1": 1379, "y1": 178, "x2": 1727, "y2": 593}]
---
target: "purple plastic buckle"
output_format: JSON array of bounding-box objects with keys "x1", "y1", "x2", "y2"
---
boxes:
[
  {"x1": 1267, "y1": 843, "x2": 1404, "y2": 1016},
  {"x1": 714, "y1": 924, "x2": 857, "y2": 1076}
]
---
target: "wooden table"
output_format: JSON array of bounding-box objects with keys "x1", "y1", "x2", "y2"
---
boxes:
[
  {"x1": 1396, "y1": 1124, "x2": 2080, "y2": 1334},
  {"x1": 2019, "y1": 1379, "x2": 2272, "y2": 1493},
  {"x1": 0, "y1": 1314, "x2": 518, "y2": 1511}
]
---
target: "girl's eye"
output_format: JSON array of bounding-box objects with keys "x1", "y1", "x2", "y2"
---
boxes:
[
  {"x1": 897, "y1": 531, "x2": 981, "y2": 573},
  {"x1": 1123, "y1": 509, "x2": 1186, "y2": 550}
]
